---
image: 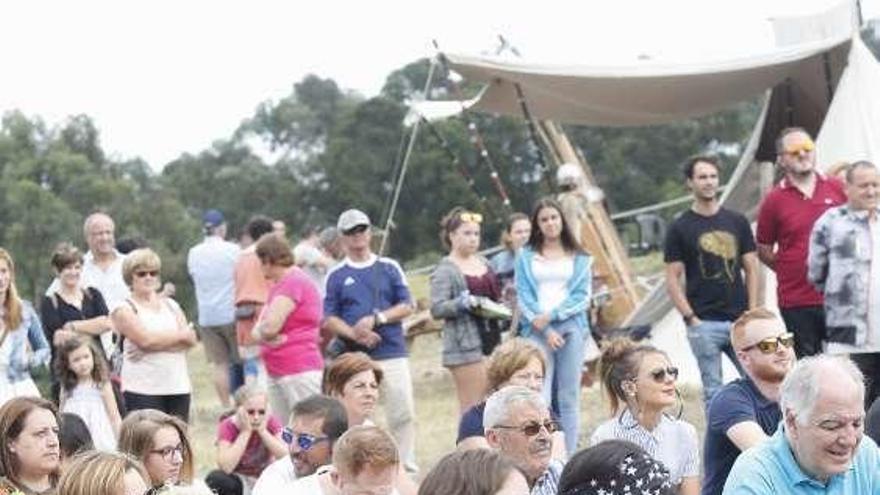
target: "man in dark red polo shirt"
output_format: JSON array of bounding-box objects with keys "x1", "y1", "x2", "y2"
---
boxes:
[{"x1": 755, "y1": 127, "x2": 846, "y2": 357}]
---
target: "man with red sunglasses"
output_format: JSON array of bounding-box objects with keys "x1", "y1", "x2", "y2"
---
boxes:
[
  {"x1": 756, "y1": 127, "x2": 846, "y2": 358},
  {"x1": 701, "y1": 308, "x2": 794, "y2": 495}
]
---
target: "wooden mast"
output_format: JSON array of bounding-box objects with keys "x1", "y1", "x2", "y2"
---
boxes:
[{"x1": 538, "y1": 120, "x2": 641, "y2": 327}]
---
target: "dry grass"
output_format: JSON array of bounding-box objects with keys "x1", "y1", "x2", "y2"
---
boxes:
[{"x1": 186, "y1": 270, "x2": 707, "y2": 476}]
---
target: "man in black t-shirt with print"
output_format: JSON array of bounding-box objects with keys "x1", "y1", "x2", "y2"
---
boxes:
[{"x1": 664, "y1": 155, "x2": 759, "y2": 405}]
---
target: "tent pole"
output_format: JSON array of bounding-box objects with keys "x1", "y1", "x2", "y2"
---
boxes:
[
  {"x1": 378, "y1": 57, "x2": 438, "y2": 256},
  {"x1": 822, "y1": 53, "x2": 835, "y2": 104}
]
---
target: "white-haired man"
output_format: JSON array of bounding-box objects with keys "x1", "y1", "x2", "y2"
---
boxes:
[
  {"x1": 484, "y1": 385, "x2": 563, "y2": 495},
  {"x1": 723, "y1": 355, "x2": 880, "y2": 493}
]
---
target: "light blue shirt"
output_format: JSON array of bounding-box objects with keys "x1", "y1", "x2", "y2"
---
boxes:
[
  {"x1": 187, "y1": 236, "x2": 240, "y2": 326},
  {"x1": 723, "y1": 426, "x2": 880, "y2": 494}
]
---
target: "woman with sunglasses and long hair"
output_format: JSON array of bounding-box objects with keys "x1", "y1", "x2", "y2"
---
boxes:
[
  {"x1": 0, "y1": 248, "x2": 51, "y2": 407},
  {"x1": 591, "y1": 338, "x2": 700, "y2": 495},
  {"x1": 514, "y1": 197, "x2": 592, "y2": 454},
  {"x1": 111, "y1": 249, "x2": 198, "y2": 422},
  {"x1": 431, "y1": 206, "x2": 505, "y2": 413},
  {"x1": 205, "y1": 384, "x2": 287, "y2": 495}
]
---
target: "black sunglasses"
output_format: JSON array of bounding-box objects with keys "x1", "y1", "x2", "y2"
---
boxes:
[
  {"x1": 742, "y1": 333, "x2": 795, "y2": 354},
  {"x1": 494, "y1": 419, "x2": 559, "y2": 437},
  {"x1": 649, "y1": 366, "x2": 679, "y2": 383}
]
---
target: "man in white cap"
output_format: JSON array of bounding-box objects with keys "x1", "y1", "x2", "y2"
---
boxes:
[
  {"x1": 188, "y1": 208, "x2": 242, "y2": 406},
  {"x1": 322, "y1": 209, "x2": 417, "y2": 474}
]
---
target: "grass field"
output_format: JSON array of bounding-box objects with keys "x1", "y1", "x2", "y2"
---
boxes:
[{"x1": 186, "y1": 267, "x2": 707, "y2": 476}]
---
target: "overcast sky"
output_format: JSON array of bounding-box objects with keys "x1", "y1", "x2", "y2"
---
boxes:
[{"x1": 1, "y1": 0, "x2": 877, "y2": 169}]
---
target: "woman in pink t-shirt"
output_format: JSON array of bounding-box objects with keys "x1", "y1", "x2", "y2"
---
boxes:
[{"x1": 252, "y1": 234, "x2": 324, "y2": 422}]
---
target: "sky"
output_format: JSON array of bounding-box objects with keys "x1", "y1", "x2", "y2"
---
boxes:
[{"x1": 1, "y1": 0, "x2": 877, "y2": 169}]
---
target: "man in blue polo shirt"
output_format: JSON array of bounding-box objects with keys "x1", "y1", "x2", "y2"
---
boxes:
[
  {"x1": 322, "y1": 208, "x2": 417, "y2": 473},
  {"x1": 702, "y1": 308, "x2": 794, "y2": 495},
  {"x1": 723, "y1": 355, "x2": 880, "y2": 494}
]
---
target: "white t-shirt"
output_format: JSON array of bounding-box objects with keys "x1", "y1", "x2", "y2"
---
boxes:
[
  {"x1": 287, "y1": 466, "x2": 400, "y2": 495},
  {"x1": 252, "y1": 456, "x2": 297, "y2": 495},
  {"x1": 531, "y1": 255, "x2": 574, "y2": 314}
]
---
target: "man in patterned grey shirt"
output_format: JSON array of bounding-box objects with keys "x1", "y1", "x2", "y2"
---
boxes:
[
  {"x1": 808, "y1": 161, "x2": 880, "y2": 405},
  {"x1": 484, "y1": 386, "x2": 564, "y2": 495}
]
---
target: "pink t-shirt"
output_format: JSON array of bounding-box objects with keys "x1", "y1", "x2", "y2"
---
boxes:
[
  {"x1": 261, "y1": 267, "x2": 324, "y2": 377},
  {"x1": 217, "y1": 414, "x2": 283, "y2": 477}
]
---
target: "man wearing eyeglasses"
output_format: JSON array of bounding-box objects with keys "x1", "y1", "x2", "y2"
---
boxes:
[
  {"x1": 323, "y1": 209, "x2": 417, "y2": 474},
  {"x1": 808, "y1": 161, "x2": 880, "y2": 406},
  {"x1": 484, "y1": 386, "x2": 563, "y2": 495},
  {"x1": 702, "y1": 308, "x2": 794, "y2": 495},
  {"x1": 724, "y1": 355, "x2": 880, "y2": 494},
  {"x1": 757, "y1": 127, "x2": 847, "y2": 359},
  {"x1": 253, "y1": 395, "x2": 348, "y2": 495}
]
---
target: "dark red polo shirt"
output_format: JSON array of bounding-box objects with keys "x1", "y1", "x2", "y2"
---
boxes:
[{"x1": 756, "y1": 173, "x2": 846, "y2": 308}]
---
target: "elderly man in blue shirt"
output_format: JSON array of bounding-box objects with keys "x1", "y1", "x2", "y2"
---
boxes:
[{"x1": 723, "y1": 354, "x2": 880, "y2": 494}]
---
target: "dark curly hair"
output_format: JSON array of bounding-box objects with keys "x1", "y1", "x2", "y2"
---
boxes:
[{"x1": 55, "y1": 336, "x2": 109, "y2": 392}]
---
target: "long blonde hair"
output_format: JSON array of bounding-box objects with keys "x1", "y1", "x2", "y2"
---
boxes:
[
  {"x1": 56, "y1": 451, "x2": 149, "y2": 495},
  {"x1": 0, "y1": 248, "x2": 23, "y2": 330}
]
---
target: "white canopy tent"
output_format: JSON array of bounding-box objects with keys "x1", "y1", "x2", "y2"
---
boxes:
[{"x1": 441, "y1": 3, "x2": 880, "y2": 385}]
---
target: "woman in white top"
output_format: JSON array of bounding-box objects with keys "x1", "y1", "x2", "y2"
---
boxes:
[
  {"x1": 111, "y1": 248, "x2": 197, "y2": 422},
  {"x1": 515, "y1": 197, "x2": 593, "y2": 454},
  {"x1": 591, "y1": 338, "x2": 700, "y2": 495}
]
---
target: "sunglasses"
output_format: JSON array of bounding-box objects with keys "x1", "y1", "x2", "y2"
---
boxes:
[
  {"x1": 343, "y1": 224, "x2": 369, "y2": 236},
  {"x1": 246, "y1": 408, "x2": 266, "y2": 416},
  {"x1": 281, "y1": 428, "x2": 329, "y2": 451},
  {"x1": 459, "y1": 212, "x2": 483, "y2": 224},
  {"x1": 783, "y1": 140, "x2": 815, "y2": 156},
  {"x1": 494, "y1": 419, "x2": 559, "y2": 437},
  {"x1": 134, "y1": 270, "x2": 159, "y2": 278},
  {"x1": 742, "y1": 333, "x2": 795, "y2": 354},
  {"x1": 649, "y1": 366, "x2": 679, "y2": 383}
]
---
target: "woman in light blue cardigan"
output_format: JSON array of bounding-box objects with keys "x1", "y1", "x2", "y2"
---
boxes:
[
  {"x1": 515, "y1": 198, "x2": 592, "y2": 454},
  {"x1": 0, "y1": 248, "x2": 51, "y2": 406}
]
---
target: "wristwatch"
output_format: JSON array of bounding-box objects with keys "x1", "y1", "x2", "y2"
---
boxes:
[
  {"x1": 375, "y1": 311, "x2": 389, "y2": 325},
  {"x1": 682, "y1": 313, "x2": 696, "y2": 325}
]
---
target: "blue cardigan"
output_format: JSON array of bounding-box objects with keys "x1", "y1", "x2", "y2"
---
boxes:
[
  {"x1": 3, "y1": 300, "x2": 51, "y2": 382},
  {"x1": 514, "y1": 246, "x2": 592, "y2": 335}
]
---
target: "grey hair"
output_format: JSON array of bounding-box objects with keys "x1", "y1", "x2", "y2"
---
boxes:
[
  {"x1": 779, "y1": 355, "x2": 864, "y2": 425},
  {"x1": 845, "y1": 160, "x2": 877, "y2": 185},
  {"x1": 483, "y1": 385, "x2": 547, "y2": 431}
]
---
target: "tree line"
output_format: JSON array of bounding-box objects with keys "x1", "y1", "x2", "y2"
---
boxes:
[{"x1": 1, "y1": 58, "x2": 765, "y2": 313}]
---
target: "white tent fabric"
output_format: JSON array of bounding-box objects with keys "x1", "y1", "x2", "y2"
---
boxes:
[
  {"x1": 816, "y1": 37, "x2": 880, "y2": 167},
  {"x1": 444, "y1": 35, "x2": 850, "y2": 127}
]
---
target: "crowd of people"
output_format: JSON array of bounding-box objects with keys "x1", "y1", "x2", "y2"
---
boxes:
[{"x1": 0, "y1": 125, "x2": 879, "y2": 495}]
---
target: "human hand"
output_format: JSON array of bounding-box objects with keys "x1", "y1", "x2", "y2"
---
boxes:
[
  {"x1": 546, "y1": 329, "x2": 565, "y2": 350},
  {"x1": 237, "y1": 408, "x2": 254, "y2": 432},
  {"x1": 456, "y1": 291, "x2": 477, "y2": 312},
  {"x1": 532, "y1": 313, "x2": 552, "y2": 331},
  {"x1": 53, "y1": 329, "x2": 78, "y2": 346}
]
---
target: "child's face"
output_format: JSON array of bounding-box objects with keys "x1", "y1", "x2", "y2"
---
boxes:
[{"x1": 68, "y1": 345, "x2": 94, "y2": 379}]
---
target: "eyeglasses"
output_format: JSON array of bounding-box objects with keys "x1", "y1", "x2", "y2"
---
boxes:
[
  {"x1": 343, "y1": 225, "x2": 369, "y2": 236},
  {"x1": 742, "y1": 333, "x2": 795, "y2": 354},
  {"x1": 493, "y1": 419, "x2": 559, "y2": 437},
  {"x1": 149, "y1": 444, "x2": 184, "y2": 461},
  {"x1": 135, "y1": 270, "x2": 159, "y2": 278},
  {"x1": 783, "y1": 140, "x2": 815, "y2": 156},
  {"x1": 649, "y1": 366, "x2": 679, "y2": 383},
  {"x1": 459, "y1": 212, "x2": 483, "y2": 224},
  {"x1": 281, "y1": 428, "x2": 329, "y2": 451},
  {"x1": 246, "y1": 408, "x2": 266, "y2": 416}
]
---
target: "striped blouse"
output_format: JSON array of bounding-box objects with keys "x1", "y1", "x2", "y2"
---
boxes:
[{"x1": 589, "y1": 409, "x2": 700, "y2": 485}]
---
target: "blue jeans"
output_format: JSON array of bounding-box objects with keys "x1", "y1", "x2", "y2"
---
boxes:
[
  {"x1": 527, "y1": 317, "x2": 586, "y2": 455},
  {"x1": 686, "y1": 320, "x2": 743, "y2": 405}
]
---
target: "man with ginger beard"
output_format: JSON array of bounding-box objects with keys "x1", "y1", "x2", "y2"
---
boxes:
[
  {"x1": 484, "y1": 386, "x2": 562, "y2": 495},
  {"x1": 724, "y1": 355, "x2": 880, "y2": 494},
  {"x1": 253, "y1": 395, "x2": 348, "y2": 495},
  {"x1": 702, "y1": 308, "x2": 795, "y2": 495}
]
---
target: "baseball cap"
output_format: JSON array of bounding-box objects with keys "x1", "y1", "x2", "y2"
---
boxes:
[
  {"x1": 337, "y1": 209, "x2": 371, "y2": 232},
  {"x1": 203, "y1": 209, "x2": 225, "y2": 229}
]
